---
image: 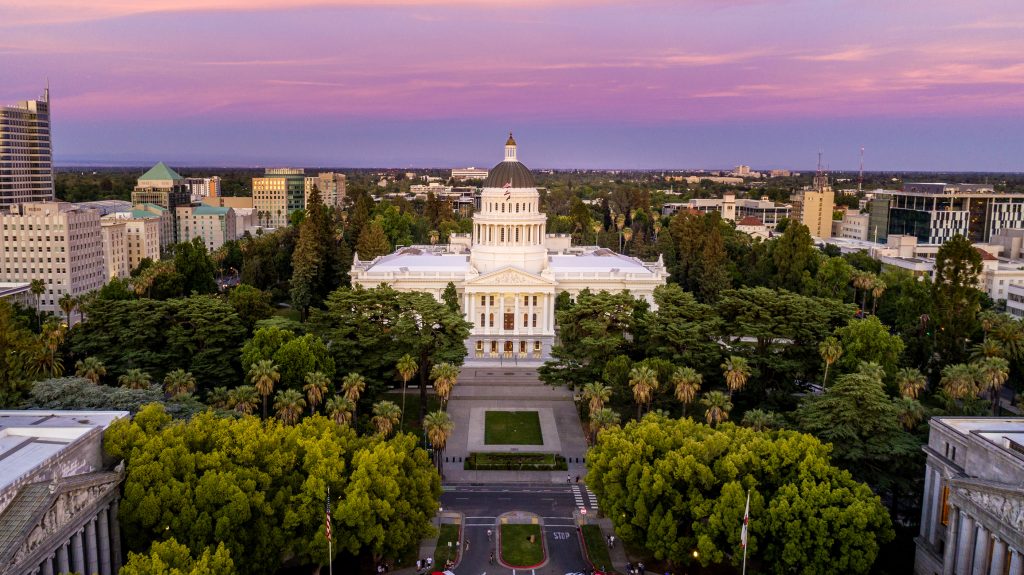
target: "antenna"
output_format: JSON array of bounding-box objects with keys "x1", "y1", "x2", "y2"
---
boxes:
[
  {"x1": 858, "y1": 146, "x2": 864, "y2": 193},
  {"x1": 817, "y1": 151, "x2": 823, "y2": 175}
]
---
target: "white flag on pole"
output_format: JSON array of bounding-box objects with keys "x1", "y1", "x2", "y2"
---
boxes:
[{"x1": 740, "y1": 490, "x2": 750, "y2": 549}]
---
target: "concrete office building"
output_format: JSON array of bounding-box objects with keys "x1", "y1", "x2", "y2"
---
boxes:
[
  {"x1": 0, "y1": 87, "x2": 54, "y2": 210},
  {"x1": 452, "y1": 167, "x2": 489, "y2": 180},
  {"x1": 176, "y1": 204, "x2": 236, "y2": 251},
  {"x1": 305, "y1": 172, "x2": 346, "y2": 209},
  {"x1": 0, "y1": 202, "x2": 105, "y2": 317},
  {"x1": 253, "y1": 168, "x2": 305, "y2": 228},
  {"x1": 0, "y1": 410, "x2": 130, "y2": 575},
  {"x1": 869, "y1": 183, "x2": 1024, "y2": 245},
  {"x1": 99, "y1": 219, "x2": 129, "y2": 279},
  {"x1": 186, "y1": 176, "x2": 221, "y2": 203},
  {"x1": 914, "y1": 417, "x2": 1024, "y2": 575},
  {"x1": 790, "y1": 171, "x2": 835, "y2": 239},
  {"x1": 104, "y1": 211, "x2": 161, "y2": 271},
  {"x1": 662, "y1": 195, "x2": 791, "y2": 230},
  {"x1": 130, "y1": 163, "x2": 190, "y2": 245}
]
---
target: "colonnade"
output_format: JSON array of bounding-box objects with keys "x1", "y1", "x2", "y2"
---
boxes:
[
  {"x1": 942, "y1": 505, "x2": 1023, "y2": 575},
  {"x1": 474, "y1": 222, "x2": 545, "y2": 247},
  {"x1": 25, "y1": 499, "x2": 121, "y2": 575}
]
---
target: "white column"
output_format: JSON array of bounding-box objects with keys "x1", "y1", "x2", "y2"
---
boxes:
[
  {"x1": 1009, "y1": 549, "x2": 1023, "y2": 575},
  {"x1": 972, "y1": 524, "x2": 990, "y2": 575},
  {"x1": 98, "y1": 504, "x2": 112, "y2": 575},
  {"x1": 921, "y1": 467, "x2": 936, "y2": 539},
  {"x1": 57, "y1": 542, "x2": 70, "y2": 575},
  {"x1": 86, "y1": 517, "x2": 99, "y2": 575},
  {"x1": 72, "y1": 530, "x2": 86, "y2": 575},
  {"x1": 515, "y1": 293, "x2": 520, "y2": 334},
  {"x1": 957, "y1": 512, "x2": 976, "y2": 575},
  {"x1": 111, "y1": 499, "x2": 122, "y2": 573},
  {"x1": 41, "y1": 555, "x2": 54, "y2": 575},
  {"x1": 989, "y1": 538, "x2": 1006, "y2": 575}
]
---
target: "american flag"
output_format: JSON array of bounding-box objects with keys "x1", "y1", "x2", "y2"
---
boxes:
[
  {"x1": 503, "y1": 180, "x2": 512, "y2": 200},
  {"x1": 325, "y1": 492, "x2": 332, "y2": 542},
  {"x1": 740, "y1": 490, "x2": 750, "y2": 549}
]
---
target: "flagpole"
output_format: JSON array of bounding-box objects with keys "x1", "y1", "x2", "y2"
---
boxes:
[
  {"x1": 741, "y1": 489, "x2": 750, "y2": 575},
  {"x1": 328, "y1": 486, "x2": 333, "y2": 575}
]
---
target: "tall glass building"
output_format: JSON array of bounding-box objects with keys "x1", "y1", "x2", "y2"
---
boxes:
[
  {"x1": 869, "y1": 183, "x2": 1024, "y2": 245},
  {"x1": 0, "y1": 87, "x2": 53, "y2": 210}
]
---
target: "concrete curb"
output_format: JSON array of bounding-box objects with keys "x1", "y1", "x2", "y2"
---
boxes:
[{"x1": 496, "y1": 511, "x2": 548, "y2": 570}]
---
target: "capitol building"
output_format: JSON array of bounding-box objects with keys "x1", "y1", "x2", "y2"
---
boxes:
[{"x1": 351, "y1": 134, "x2": 668, "y2": 362}]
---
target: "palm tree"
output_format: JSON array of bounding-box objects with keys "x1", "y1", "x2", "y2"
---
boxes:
[
  {"x1": 371, "y1": 400, "x2": 402, "y2": 437},
  {"x1": 858, "y1": 360, "x2": 886, "y2": 382},
  {"x1": 741, "y1": 409, "x2": 782, "y2": 431},
  {"x1": 74, "y1": 357, "x2": 106, "y2": 384},
  {"x1": 870, "y1": 277, "x2": 887, "y2": 315},
  {"x1": 396, "y1": 354, "x2": 418, "y2": 431},
  {"x1": 991, "y1": 321, "x2": 1024, "y2": 360},
  {"x1": 581, "y1": 381, "x2": 613, "y2": 416},
  {"x1": 430, "y1": 363, "x2": 460, "y2": 410},
  {"x1": 818, "y1": 337, "x2": 842, "y2": 389},
  {"x1": 249, "y1": 359, "x2": 281, "y2": 419},
  {"x1": 974, "y1": 357, "x2": 1010, "y2": 415},
  {"x1": 58, "y1": 293, "x2": 76, "y2": 324},
  {"x1": 588, "y1": 407, "x2": 621, "y2": 443},
  {"x1": 721, "y1": 356, "x2": 751, "y2": 399},
  {"x1": 940, "y1": 363, "x2": 979, "y2": 402},
  {"x1": 118, "y1": 368, "x2": 152, "y2": 390},
  {"x1": 895, "y1": 397, "x2": 926, "y2": 430},
  {"x1": 423, "y1": 410, "x2": 454, "y2": 472},
  {"x1": 163, "y1": 369, "x2": 196, "y2": 398},
  {"x1": 303, "y1": 371, "x2": 330, "y2": 415},
  {"x1": 31, "y1": 319, "x2": 67, "y2": 378},
  {"x1": 978, "y1": 310, "x2": 1002, "y2": 340},
  {"x1": 229, "y1": 386, "x2": 260, "y2": 415},
  {"x1": 970, "y1": 339, "x2": 1004, "y2": 361},
  {"x1": 671, "y1": 367, "x2": 702, "y2": 417},
  {"x1": 852, "y1": 272, "x2": 875, "y2": 315},
  {"x1": 208, "y1": 386, "x2": 231, "y2": 409},
  {"x1": 895, "y1": 367, "x2": 927, "y2": 399},
  {"x1": 29, "y1": 279, "x2": 45, "y2": 330},
  {"x1": 274, "y1": 389, "x2": 306, "y2": 425},
  {"x1": 325, "y1": 396, "x2": 355, "y2": 426},
  {"x1": 628, "y1": 365, "x2": 658, "y2": 419},
  {"x1": 701, "y1": 390, "x2": 733, "y2": 426}
]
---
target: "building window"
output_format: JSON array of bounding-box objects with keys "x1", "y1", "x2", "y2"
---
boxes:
[
  {"x1": 481, "y1": 295, "x2": 486, "y2": 306},
  {"x1": 940, "y1": 485, "x2": 950, "y2": 526},
  {"x1": 489, "y1": 313, "x2": 494, "y2": 327},
  {"x1": 490, "y1": 341, "x2": 497, "y2": 353},
  {"x1": 489, "y1": 295, "x2": 494, "y2": 306},
  {"x1": 535, "y1": 340, "x2": 542, "y2": 351},
  {"x1": 523, "y1": 313, "x2": 528, "y2": 327},
  {"x1": 476, "y1": 340, "x2": 483, "y2": 351},
  {"x1": 532, "y1": 313, "x2": 537, "y2": 327},
  {"x1": 532, "y1": 295, "x2": 537, "y2": 306},
  {"x1": 504, "y1": 313, "x2": 514, "y2": 330},
  {"x1": 520, "y1": 341, "x2": 527, "y2": 353},
  {"x1": 524, "y1": 296, "x2": 529, "y2": 306},
  {"x1": 480, "y1": 313, "x2": 485, "y2": 326}
]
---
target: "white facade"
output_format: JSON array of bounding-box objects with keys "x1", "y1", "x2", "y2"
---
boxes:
[
  {"x1": 0, "y1": 202, "x2": 105, "y2": 316},
  {"x1": 351, "y1": 136, "x2": 668, "y2": 362},
  {"x1": 175, "y1": 204, "x2": 237, "y2": 251},
  {"x1": 833, "y1": 211, "x2": 870, "y2": 241},
  {"x1": 105, "y1": 212, "x2": 161, "y2": 271},
  {"x1": 99, "y1": 219, "x2": 129, "y2": 279},
  {"x1": 452, "y1": 167, "x2": 489, "y2": 180}
]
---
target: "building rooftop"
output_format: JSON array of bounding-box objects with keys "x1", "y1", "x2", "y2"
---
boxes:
[
  {"x1": 934, "y1": 417, "x2": 1024, "y2": 460},
  {"x1": 548, "y1": 249, "x2": 657, "y2": 275},
  {"x1": 190, "y1": 204, "x2": 231, "y2": 216},
  {"x1": 72, "y1": 200, "x2": 133, "y2": 216},
  {"x1": 0, "y1": 282, "x2": 31, "y2": 299},
  {"x1": 0, "y1": 411, "x2": 128, "y2": 493},
  {"x1": 737, "y1": 216, "x2": 764, "y2": 226},
  {"x1": 138, "y1": 162, "x2": 183, "y2": 182}
]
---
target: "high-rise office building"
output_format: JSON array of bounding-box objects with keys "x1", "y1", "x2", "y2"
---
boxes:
[
  {"x1": 1, "y1": 87, "x2": 54, "y2": 210},
  {"x1": 253, "y1": 168, "x2": 305, "y2": 228},
  {"x1": 869, "y1": 183, "x2": 1024, "y2": 245},
  {"x1": 790, "y1": 170, "x2": 835, "y2": 239},
  {"x1": 304, "y1": 172, "x2": 346, "y2": 209},
  {"x1": 130, "y1": 162, "x2": 191, "y2": 245}
]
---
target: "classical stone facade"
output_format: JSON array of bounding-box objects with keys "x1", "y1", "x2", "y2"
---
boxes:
[
  {"x1": 914, "y1": 417, "x2": 1024, "y2": 575},
  {"x1": 351, "y1": 135, "x2": 668, "y2": 362}
]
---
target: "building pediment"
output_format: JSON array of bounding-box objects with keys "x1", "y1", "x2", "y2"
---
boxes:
[
  {"x1": 951, "y1": 478, "x2": 1024, "y2": 535},
  {"x1": 465, "y1": 266, "x2": 556, "y2": 288}
]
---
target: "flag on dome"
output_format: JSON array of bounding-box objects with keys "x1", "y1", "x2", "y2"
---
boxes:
[
  {"x1": 325, "y1": 492, "x2": 332, "y2": 542},
  {"x1": 504, "y1": 180, "x2": 512, "y2": 200}
]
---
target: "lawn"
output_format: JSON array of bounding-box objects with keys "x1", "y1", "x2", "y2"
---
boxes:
[
  {"x1": 465, "y1": 452, "x2": 567, "y2": 471},
  {"x1": 386, "y1": 390, "x2": 441, "y2": 435},
  {"x1": 580, "y1": 524, "x2": 617, "y2": 573},
  {"x1": 433, "y1": 523, "x2": 460, "y2": 567},
  {"x1": 500, "y1": 524, "x2": 544, "y2": 567},
  {"x1": 484, "y1": 410, "x2": 543, "y2": 445}
]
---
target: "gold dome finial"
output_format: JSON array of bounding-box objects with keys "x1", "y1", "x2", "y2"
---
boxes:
[{"x1": 506, "y1": 132, "x2": 516, "y2": 146}]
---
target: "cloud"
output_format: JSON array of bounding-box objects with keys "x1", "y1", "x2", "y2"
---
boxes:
[{"x1": 795, "y1": 46, "x2": 886, "y2": 62}]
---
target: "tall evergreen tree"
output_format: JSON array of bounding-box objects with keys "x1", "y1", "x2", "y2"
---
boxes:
[
  {"x1": 441, "y1": 282, "x2": 460, "y2": 313},
  {"x1": 290, "y1": 186, "x2": 342, "y2": 318},
  {"x1": 931, "y1": 234, "x2": 983, "y2": 363},
  {"x1": 355, "y1": 220, "x2": 391, "y2": 260}
]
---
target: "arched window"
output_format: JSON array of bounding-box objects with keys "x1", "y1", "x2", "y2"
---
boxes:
[
  {"x1": 480, "y1": 313, "x2": 485, "y2": 326},
  {"x1": 489, "y1": 313, "x2": 494, "y2": 327}
]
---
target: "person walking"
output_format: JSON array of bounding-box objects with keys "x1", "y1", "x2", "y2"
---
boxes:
[
  {"x1": 489, "y1": 551, "x2": 495, "y2": 565},
  {"x1": 567, "y1": 474, "x2": 572, "y2": 483},
  {"x1": 575, "y1": 475, "x2": 580, "y2": 483},
  {"x1": 487, "y1": 528, "x2": 492, "y2": 541}
]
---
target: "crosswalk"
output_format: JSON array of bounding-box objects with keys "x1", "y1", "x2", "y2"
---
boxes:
[{"x1": 572, "y1": 485, "x2": 599, "y2": 511}]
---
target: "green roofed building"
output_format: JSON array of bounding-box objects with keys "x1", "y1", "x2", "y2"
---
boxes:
[
  {"x1": 176, "y1": 203, "x2": 237, "y2": 251},
  {"x1": 131, "y1": 162, "x2": 190, "y2": 245}
]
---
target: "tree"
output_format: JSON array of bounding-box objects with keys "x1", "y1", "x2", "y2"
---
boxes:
[
  {"x1": 430, "y1": 362, "x2": 460, "y2": 409},
  {"x1": 741, "y1": 408, "x2": 784, "y2": 431},
  {"x1": 628, "y1": 365, "x2": 658, "y2": 419},
  {"x1": 701, "y1": 390, "x2": 732, "y2": 425},
  {"x1": 119, "y1": 368, "x2": 152, "y2": 390},
  {"x1": 249, "y1": 359, "x2": 280, "y2": 419},
  {"x1": 274, "y1": 388, "x2": 306, "y2": 425},
  {"x1": 396, "y1": 354, "x2": 418, "y2": 431},
  {"x1": 341, "y1": 372, "x2": 366, "y2": 422},
  {"x1": 973, "y1": 357, "x2": 1009, "y2": 414},
  {"x1": 0, "y1": 300, "x2": 37, "y2": 406},
  {"x1": 240, "y1": 326, "x2": 296, "y2": 374},
  {"x1": 75, "y1": 357, "x2": 107, "y2": 384},
  {"x1": 586, "y1": 418, "x2": 893, "y2": 573},
  {"x1": 290, "y1": 185, "x2": 344, "y2": 318},
  {"x1": 355, "y1": 220, "x2": 391, "y2": 260},
  {"x1": 371, "y1": 400, "x2": 402, "y2": 436},
  {"x1": 163, "y1": 369, "x2": 196, "y2": 398},
  {"x1": 58, "y1": 292, "x2": 76, "y2": 323},
  {"x1": 121, "y1": 538, "x2": 235, "y2": 575},
  {"x1": 173, "y1": 237, "x2": 218, "y2": 295},
  {"x1": 326, "y1": 396, "x2": 355, "y2": 426},
  {"x1": 588, "y1": 407, "x2": 620, "y2": 442},
  {"x1": 940, "y1": 363, "x2": 978, "y2": 403},
  {"x1": 423, "y1": 410, "x2": 454, "y2": 471},
  {"x1": 833, "y1": 315, "x2": 904, "y2": 380},
  {"x1": 894, "y1": 397, "x2": 926, "y2": 430},
  {"x1": 26, "y1": 377, "x2": 205, "y2": 418},
  {"x1": 931, "y1": 235, "x2": 983, "y2": 362},
  {"x1": 227, "y1": 284, "x2": 274, "y2": 332},
  {"x1": 896, "y1": 367, "x2": 928, "y2": 399},
  {"x1": 642, "y1": 285, "x2": 721, "y2": 377},
  {"x1": 671, "y1": 367, "x2": 701, "y2": 417},
  {"x1": 441, "y1": 282, "x2": 460, "y2": 313},
  {"x1": 582, "y1": 381, "x2": 613, "y2": 416},
  {"x1": 208, "y1": 386, "x2": 230, "y2": 409},
  {"x1": 303, "y1": 371, "x2": 330, "y2": 415},
  {"x1": 720, "y1": 355, "x2": 751, "y2": 398},
  {"x1": 272, "y1": 334, "x2": 335, "y2": 392},
  {"x1": 771, "y1": 221, "x2": 815, "y2": 292},
  {"x1": 818, "y1": 336, "x2": 842, "y2": 389},
  {"x1": 29, "y1": 279, "x2": 45, "y2": 330}
]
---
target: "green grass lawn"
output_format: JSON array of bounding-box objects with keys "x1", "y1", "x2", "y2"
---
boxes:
[
  {"x1": 500, "y1": 523, "x2": 544, "y2": 567},
  {"x1": 464, "y1": 452, "x2": 568, "y2": 471},
  {"x1": 580, "y1": 524, "x2": 616, "y2": 573},
  {"x1": 386, "y1": 390, "x2": 441, "y2": 435},
  {"x1": 484, "y1": 411, "x2": 543, "y2": 445},
  {"x1": 433, "y1": 523, "x2": 460, "y2": 566}
]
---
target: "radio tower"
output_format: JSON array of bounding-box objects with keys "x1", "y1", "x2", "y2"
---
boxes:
[{"x1": 858, "y1": 146, "x2": 864, "y2": 193}]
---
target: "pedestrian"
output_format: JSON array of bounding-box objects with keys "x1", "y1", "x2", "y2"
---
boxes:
[
  {"x1": 567, "y1": 473, "x2": 571, "y2": 483},
  {"x1": 415, "y1": 559, "x2": 421, "y2": 571},
  {"x1": 575, "y1": 474, "x2": 580, "y2": 483},
  {"x1": 639, "y1": 561, "x2": 645, "y2": 573},
  {"x1": 487, "y1": 528, "x2": 492, "y2": 541},
  {"x1": 610, "y1": 534, "x2": 616, "y2": 546},
  {"x1": 607, "y1": 535, "x2": 612, "y2": 548},
  {"x1": 465, "y1": 539, "x2": 470, "y2": 552},
  {"x1": 489, "y1": 551, "x2": 495, "y2": 565}
]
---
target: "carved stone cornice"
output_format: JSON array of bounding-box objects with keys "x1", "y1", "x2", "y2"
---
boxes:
[{"x1": 950, "y1": 478, "x2": 1024, "y2": 549}]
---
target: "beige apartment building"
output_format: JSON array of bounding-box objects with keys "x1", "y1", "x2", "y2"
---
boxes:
[
  {"x1": 253, "y1": 168, "x2": 305, "y2": 228},
  {"x1": 104, "y1": 211, "x2": 161, "y2": 271},
  {"x1": 176, "y1": 204, "x2": 237, "y2": 251},
  {"x1": 99, "y1": 219, "x2": 129, "y2": 279},
  {"x1": 0, "y1": 202, "x2": 105, "y2": 317},
  {"x1": 305, "y1": 172, "x2": 346, "y2": 209},
  {"x1": 791, "y1": 172, "x2": 835, "y2": 238}
]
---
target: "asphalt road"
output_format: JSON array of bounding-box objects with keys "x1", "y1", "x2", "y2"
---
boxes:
[{"x1": 441, "y1": 484, "x2": 594, "y2": 575}]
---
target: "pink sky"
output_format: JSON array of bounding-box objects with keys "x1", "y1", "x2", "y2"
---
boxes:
[{"x1": 2, "y1": 0, "x2": 1023, "y2": 168}]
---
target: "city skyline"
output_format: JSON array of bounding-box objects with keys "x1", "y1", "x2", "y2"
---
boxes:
[{"x1": 3, "y1": 0, "x2": 1024, "y2": 170}]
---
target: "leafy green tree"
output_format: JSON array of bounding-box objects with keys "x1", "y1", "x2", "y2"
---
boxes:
[
  {"x1": 240, "y1": 326, "x2": 295, "y2": 373},
  {"x1": 75, "y1": 356, "x2": 107, "y2": 384},
  {"x1": 26, "y1": 377, "x2": 205, "y2": 418},
  {"x1": 272, "y1": 334, "x2": 336, "y2": 391},
  {"x1": 290, "y1": 185, "x2": 345, "y2": 318},
  {"x1": 931, "y1": 235, "x2": 983, "y2": 362},
  {"x1": 586, "y1": 417, "x2": 893, "y2": 574},
  {"x1": 810, "y1": 256, "x2": 855, "y2": 300},
  {"x1": 173, "y1": 237, "x2": 218, "y2": 295},
  {"x1": 121, "y1": 538, "x2": 235, "y2": 575},
  {"x1": 642, "y1": 285, "x2": 721, "y2": 377},
  {"x1": 771, "y1": 221, "x2": 815, "y2": 292},
  {"x1": 227, "y1": 284, "x2": 274, "y2": 332},
  {"x1": 355, "y1": 220, "x2": 391, "y2": 260},
  {"x1": 441, "y1": 281, "x2": 460, "y2": 313},
  {"x1": 96, "y1": 277, "x2": 136, "y2": 301},
  {"x1": 833, "y1": 316, "x2": 904, "y2": 381}
]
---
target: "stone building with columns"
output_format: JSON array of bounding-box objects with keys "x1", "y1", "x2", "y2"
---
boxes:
[
  {"x1": 914, "y1": 417, "x2": 1024, "y2": 575},
  {"x1": 0, "y1": 410, "x2": 129, "y2": 575},
  {"x1": 351, "y1": 134, "x2": 668, "y2": 362}
]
